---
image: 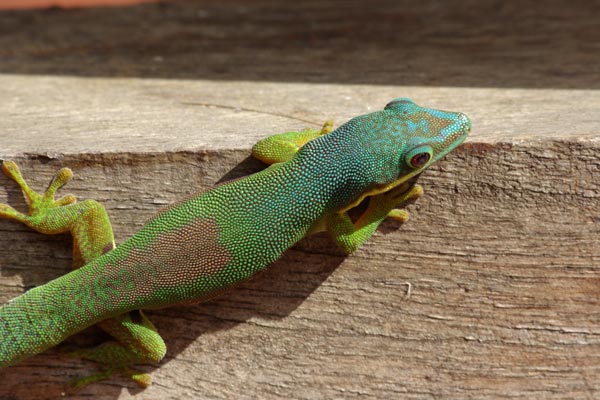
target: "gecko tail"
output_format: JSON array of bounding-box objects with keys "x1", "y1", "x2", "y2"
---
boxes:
[
  {"x1": 0, "y1": 281, "x2": 83, "y2": 368},
  {"x1": 0, "y1": 265, "x2": 116, "y2": 368}
]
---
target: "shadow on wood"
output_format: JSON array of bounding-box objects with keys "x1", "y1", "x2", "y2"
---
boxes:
[{"x1": 0, "y1": 155, "x2": 353, "y2": 399}]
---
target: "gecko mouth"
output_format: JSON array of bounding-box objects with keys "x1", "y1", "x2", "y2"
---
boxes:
[{"x1": 339, "y1": 173, "x2": 423, "y2": 214}]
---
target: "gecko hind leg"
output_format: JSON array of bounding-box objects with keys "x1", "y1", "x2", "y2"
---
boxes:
[
  {"x1": 67, "y1": 311, "x2": 166, "y2": 391},
  {"x1": 0, "y1": 160, "x2": 115, "y2": 264},
  {"x1": 0, "y1": 161, "x2": 165, "y2": 389},
  {"x1": 0, "y1": 160, "x2": 76, "y2": 224}
]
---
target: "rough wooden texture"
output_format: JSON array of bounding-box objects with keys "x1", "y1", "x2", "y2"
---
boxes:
[
  {"x1": 0, "y1": 76, "x2": 598, "y2": 400},
  {"x1": 0, "y1": 0, "x2": 599, "y2": 89},
  {"x1": 0, "y1": 1, "x2": 599, "y2": 399}
]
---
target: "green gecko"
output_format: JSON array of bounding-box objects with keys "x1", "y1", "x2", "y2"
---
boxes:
[{"x1": 0, "y1": 98, "x2": 470, "y2": 389}]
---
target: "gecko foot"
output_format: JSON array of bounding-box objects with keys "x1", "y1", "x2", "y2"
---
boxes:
[
  {"x1": 387, "y1": 184, "x2": 424, "y2": 222},
  {"x1": 0, "y1": 161, "x2": 76, "y2": 223},
  {"x1": 65, "y1": 344, "x2": 154, "y2": 392},
  {"x1": 66, "y1": 366, "x2": 152, "y2": 393}
]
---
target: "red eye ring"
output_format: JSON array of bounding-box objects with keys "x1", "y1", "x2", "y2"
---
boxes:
[{"x1": 410, "y1": 152, "x2": 431, "y2": 168}]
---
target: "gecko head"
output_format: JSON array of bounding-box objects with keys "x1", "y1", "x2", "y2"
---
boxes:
[
  {"x1": 384, "y1": 98, "x2": 470, "y2": 177},
  {"x1": 343, "y1": 98, "x2": 471, "y2": 198}
]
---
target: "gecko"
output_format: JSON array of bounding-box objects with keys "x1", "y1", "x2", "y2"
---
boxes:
[{"x1": 0, "y1": 98, "x2": 470, "y2": 389}]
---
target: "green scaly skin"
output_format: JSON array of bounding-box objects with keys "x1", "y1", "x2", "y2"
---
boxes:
[{"x1": 0, "y1": 98, "x2": 470, "y2": 389}]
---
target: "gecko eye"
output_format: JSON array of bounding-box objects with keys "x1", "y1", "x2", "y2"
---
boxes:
[
  {"x1": 405, "y1": 146, "x2": 433, "y2": 169},
  {"x1": 385, "y1": 98, "x2": 415, "y2": 109}
]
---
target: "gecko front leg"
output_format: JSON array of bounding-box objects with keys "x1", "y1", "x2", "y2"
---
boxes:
[
  {"x1": 325, "y1": 183, "x2": 424, "y2": 254},
  {"x1": 252, "y1": 120, "x2": 334, "y2": 164}
]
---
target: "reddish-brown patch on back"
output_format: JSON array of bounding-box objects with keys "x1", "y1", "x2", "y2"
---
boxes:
[{"x1": 112, "y1": 218, "x2": 231, "y2": 306}]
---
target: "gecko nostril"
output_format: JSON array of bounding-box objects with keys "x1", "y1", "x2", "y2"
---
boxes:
[{"x1": 461, "y1": 113, "x2": 472, "y2": 130}]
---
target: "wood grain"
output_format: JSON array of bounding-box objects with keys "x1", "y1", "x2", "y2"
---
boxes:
[
  {"x1": 0, "y1": 76, "x2": 598, "y2": 400},
  {"x1": 0, "y1": 1, "x2": 599, "y2": 399},
  {"x1": 0, "y1": 0, "x2": 599, "y2": 89}
]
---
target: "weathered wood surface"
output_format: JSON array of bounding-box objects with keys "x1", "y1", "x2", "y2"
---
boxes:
[
  {"x1": 1, "y1": 0, "x2": 599, "y2": 89},
  {"x1": 0, "y1": 75, "x2": 598, "y2": 400},
  {"x1": 0, "y1": 1, "x2": 599, "y2": 399}
]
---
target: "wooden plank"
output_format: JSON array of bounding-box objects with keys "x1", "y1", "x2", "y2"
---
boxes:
[
  {"x1": 1, "y1": 74, "x2": 599, "y2": 156},
  {"x1": 0, "y1": 75, "x2": 598, "y2": 400},
  {"x1": 0, "y1": 0, "x2": 599, "y2": 398},
  {"x1": 0, "y1": 1, "x2": 599, "y2": 90}
]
